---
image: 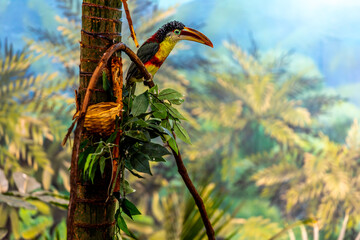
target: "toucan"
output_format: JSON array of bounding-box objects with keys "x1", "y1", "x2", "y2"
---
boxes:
[{"x1": 125, "y1": 20, "x2": 213, "y2": 93}]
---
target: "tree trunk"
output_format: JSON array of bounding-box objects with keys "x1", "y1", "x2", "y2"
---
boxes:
[
  {"x1": 300, "y1": 225, "x2": 308, "y2": 240},
  {"x1": 67, "y1": 1, "x2": 122, "y2": 239},
  {"x1": 337, "y1": 213, "x2": 349, "y2": 240}
]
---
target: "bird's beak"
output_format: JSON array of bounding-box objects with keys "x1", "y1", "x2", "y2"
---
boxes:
[{"x1": 179, "y1": 27, "x2": 213, "y2": 48}]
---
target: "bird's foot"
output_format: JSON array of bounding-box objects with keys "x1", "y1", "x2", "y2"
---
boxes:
[{"x1": 144, "y1": 74, "x2": 154, "y2": 88}]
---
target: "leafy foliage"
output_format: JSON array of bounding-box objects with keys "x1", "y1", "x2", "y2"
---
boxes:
[
  {"x1": 4, "y1": 0, "x2": 360, "y2": 239},
  {"x1": 254, "y1": 119, "x2": 360, "y2": 236},
  {"x1": 0, "y1": 169, "x2": 68, "y2": 239},
  {"x1": 124, "y1": 181, "x2": 240, "y2": 239},
  {"x1": 8, "y1": 0, "x2": 217, "y2": 238},
  {"x1": 0, "y1": 41, "x2": 71, "y2": 238},
  {"x1": 185, "y1": 41, "x2": 331, "y2": 186},
  {"x1": 77, "y1": 84, "x2": 192, "y2": 238},
  {"x1": 0, "y1": 1, "x2": 77, "y2": 238},
  {"x1": 236, "y1": 216, "x2": 283, "y2": 240}
]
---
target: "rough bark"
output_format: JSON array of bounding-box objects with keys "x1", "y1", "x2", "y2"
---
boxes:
[{"x1": 67, "y1": 1, "x2": 122, "y2": 239}]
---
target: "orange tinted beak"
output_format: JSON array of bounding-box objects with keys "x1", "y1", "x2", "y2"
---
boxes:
[{"x1": 179, "y1": 27, "x2": 213, "y2": 48}]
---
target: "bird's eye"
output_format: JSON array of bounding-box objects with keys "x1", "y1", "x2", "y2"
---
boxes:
[{"x1": 174, "y1": 29, "x2": 181, "y2": 35}]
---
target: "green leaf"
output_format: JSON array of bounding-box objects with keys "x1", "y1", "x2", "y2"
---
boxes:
[
  {"x1": 99, "y1": 156, "x2": 106, "y2": 176},
  {"x1": 161, "y1": 119, "x2": 172, "y2": 129},
  {"x1": 131, "y1": 91, "x2": 149, "y2": 116},
  {"x1": 124, "y1": 158, "x2": 133, "y2": 170},
  {"x1": 117, "y1": 213, "x2": 131, "y2": 236},
  {"x1": 88, "y1": 156, "x2": 99, "y2": 183},
  {"x1": 88, "y1": 154, "x2": 100, "y2": 175},
  {"x1": 151, "y1": 103, "x2": 167, "y2": 119},
  {"x1": 83, "y1": 141, "x2": 104, "y2": 176},
  {"x1": 139, "y1": 142, "x2": 171, "y2": 158},
  {"x1": 84, "y1": 153, "x2": 94, "y2": 174},
  {"x1": 78, "y1": 146, "x2": 94, "y2": 170},
  {"x1": 159, "y1": 120, "x2": 175, "y2": 138},
  {"x1": 83, "y1": 142, "x2": 103, "y2": 180},
  {"x1": 53, "y1": 220, "x2": 66, "y2": 240},
  {"x1": 174, "y1": 122, "x2": 191, "y2": 144},
  {"x1": 124, "y1": 130, "x2": 149, "y2": 141},
  {"x1": 136, "y1": 111, "x2": 154, "y2": 119},
  {"x1": 127, "y1": 169, "x2": 144, "y2": 178},
  {"x1": 102, "y1": 71, "x2": 111, "y2": 92},
  {"x1": 147, "y1": 123, "x2": 173, "y2": 139},
  {"x1": 121, "y1": 199, "x2": 141, "y2": 219},
  {"x1": 130, "y1": 153, "x2": 152, "y2": 175},
  {"x1": 115, "y1": 210, "x2": 138, "y2": 239},
  {"x1": 21, "y1": 217, "x2": 52, "y2": 239},
  {"x1": 169, "y1": 98, "x2": 184, "y2": 105},
  {"x1": 107, "y1": 131, "x2": 118, "y2": 143},
  {"x1": 123, "y1": 199, "x2": 141, "y2": 215},
  {"x1": 158, "y1": 88, "x2": 183, "y2": 101},
  {"x1": 168, "y1": 106, "x2": 187, "y2": 120},
  {"x1": 144, "y1": 131, "x2": 151, "y2": 141},
  {"x1": 166, "y1": 137, "x2": 178, "y2": 155},
  {"x1": 153, "y1": 157, "x2": 166, "y2": 162},
  {"x1": 149, "y1": 84, "x2": 158, "y2": 94},
  {"x1": 160, "y1": 126, "x2": 174, "y2": 138},
  {"x1": 133, "y1": 118, "x2": 149, "y2": 127},
  {"x1": 95, "y1": 141, "x2": 105, "y2": 154},
  {"x1": 147, "y1": 118, "x2": 162, "y2": 124},
  {"x1": 80, "y1": 139, "x2": 89, "y2": 149},
  {"x1": 121, "y1": 180, "x2": 136, "y2": 194}
]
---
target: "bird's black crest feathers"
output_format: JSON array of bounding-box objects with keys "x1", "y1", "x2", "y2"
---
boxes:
[
  {"x1": 155, "y1": 20, "x2": 185, "y2": 42},
  {"x1": 126, "y1": 21, "x2": 185, "y2": 87}
]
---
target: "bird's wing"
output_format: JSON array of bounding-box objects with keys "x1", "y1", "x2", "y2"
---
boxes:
[{"x1": 125, "y1": 41, "x2": 160, "y2": 83}]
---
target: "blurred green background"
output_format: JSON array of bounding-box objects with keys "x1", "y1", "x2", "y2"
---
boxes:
[{"x1": 1, "y1": 0, "x2": 360, "y2": 239}]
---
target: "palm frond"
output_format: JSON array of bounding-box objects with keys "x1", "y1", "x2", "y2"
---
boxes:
[
  {"x1": 237, "y1": 216, "x2": 283, "y2": 240},
  {"x1": 346, "y1": 119, "x2": 360, "y2": 151},
  {"x1": 260, "y1": 119, "x2": 300, "y2": 146},
  {"x1": 253, "y1": 162, "x2": 299, "y2": 186}
]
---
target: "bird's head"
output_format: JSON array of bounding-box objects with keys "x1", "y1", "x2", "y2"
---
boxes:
[{"x1": 154, "y1": 20, "x2": 213, "y2": 48}]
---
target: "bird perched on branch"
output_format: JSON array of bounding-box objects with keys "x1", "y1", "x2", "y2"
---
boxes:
[{"x1": 125, "y1": 20, "x2": 213, "y2": 93}]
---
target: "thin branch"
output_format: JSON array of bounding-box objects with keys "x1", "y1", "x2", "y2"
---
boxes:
[
  {"x1": 62, "y1": 42, "x2": 153, "y2": 145},
  {"x1": 67, "y1": 42, "x2": 152, "y2": 238},
  {"x1": 80, "y1": 42, "x2": 152, "y2": 119},
  {"x1": 67, "y1": 118, "x2": 84, "y2": 239},
  {"x1": 122, "y1": 0, "x2": 139, "y2": 48},
  {"x1": 170, "y1": 131, "x2": 215, "y2": 240},
  {"x1": 67, "y1": 42, "x2": 153, "y2": 237}
]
